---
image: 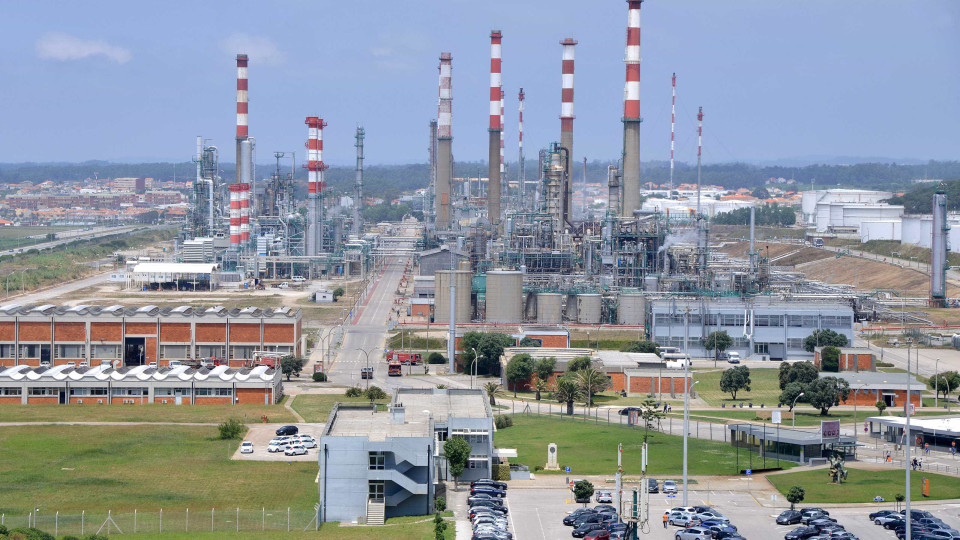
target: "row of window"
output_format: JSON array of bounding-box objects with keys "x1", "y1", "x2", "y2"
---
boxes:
[
  {"x1": 654, "y1": 336, "x2": 810, "y2": 352},
  {"x1": 0, "y1": 387, "x2": 235, "y2": 397},
  {"x1": 653, "y1": 313, "x2": 852, "y2": 329},
  {"x1": 0, "y1": 344, "x2": 292, "y2": 359}
]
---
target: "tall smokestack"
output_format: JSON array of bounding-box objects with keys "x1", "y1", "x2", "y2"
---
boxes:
[
  {"x1": 487, "y1": 30, "x2": 503, "y2": 232},
  {"x1": 437, "y1": 52, "x2": 453, "y2": 229},
  {"x1": 931, "y1": 185, "x2": 948, "y2": 306},
  {"x1": 669, "y1": 73, "x2": 676, "y2": 195},
  {"x1": 500, "y1": 86, "x2": 506, "y2": 209},
  {"x1": 304, "y1": 116, "x2": 328, "y2": 256},
  {"x1": 560, "y1": 38, "x2": 577, "y2": 224},
  {"x1": 234, "y1": 54, "x2": 250, "y2": 252},
  {"x1": 620, "y1": 1, "x2": 642, "y2": 216},
  {"x1": 235, "y1": 54, "x2": 249, "y2": 183},
  {"x1": 518, "y1": 88, "x2": 525, "y2": 210},
  {"x1": 354, "y1": 126, "x2": 365, "y2": 239}
]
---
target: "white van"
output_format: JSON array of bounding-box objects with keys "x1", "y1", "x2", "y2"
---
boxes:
[{"x1": 726, "y1": 352, "x2": 741, "y2": 364}]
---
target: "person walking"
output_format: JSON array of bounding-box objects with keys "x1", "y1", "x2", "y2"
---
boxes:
[
  {"x1": 912, "y1": 457, "x2": 918, "y2": 470},
  {"x1": 918, "y1": 459, "x2": 923, "y2": 471},
  {"x1": 663, "y1": 513, "x2": 669, "y2": 528}
]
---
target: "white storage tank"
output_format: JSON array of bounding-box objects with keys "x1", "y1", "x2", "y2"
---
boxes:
[
  {"x1": 537, "y1": 293, "x2": 563, "y2": 324},
  {"x1": 576, "y1": 294, "x2": 602, "y2": 324},
  {"x1": 617, "y1": 293, "x2": 645, "y2": 325},
  {"x1": 485, "y1": 270, "x2": 523, "y2": 323},
  {"x1": 564, "y1": 293, "x2": 579, "y2": 321},
  {"x1": 434, "y1": 270, "x2": 472, "y2": 323}
]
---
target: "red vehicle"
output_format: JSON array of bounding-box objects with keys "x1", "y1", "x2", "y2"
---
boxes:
[
  {"x1": 253, "y1": 352, "x2": 283, "y2": 369},
  {"x1": 387, "y1": 361, "x2": 402, "y2": 376},
  {"x1": 385, "y1": 351, "x2": 422, "y2": 365}
]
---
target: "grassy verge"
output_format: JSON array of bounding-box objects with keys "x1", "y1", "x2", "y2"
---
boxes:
[
  {"x1": 494, "y1": 414, "x2": 793, "y2": 476},
  {"x1": 768, "y1": 468, "x2": 960, "y2": 503},
  {"x1": 98, "y1": 519, "x2": 456, "y2": 540},
  {"x1": 694, "y1": 368, "x2": 782, "y2": 406},
  {"x1": 0, "y1": 226, "x2": 79, "y2": 251},
  {"x1": 291, "y1": 394, "x2": 389, "y2": 423},
  {"x1": 0, "y1": 400, "x2": 295, "y2": 424},
  {"x1": 0, "y1": 425, "x2": 319, "y2": 514}
]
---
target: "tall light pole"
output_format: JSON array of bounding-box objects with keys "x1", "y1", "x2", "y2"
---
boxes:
[
  {"x1": 791, "y1": 393, "x2": 805, "y2": 428},
  {"x1": 470, "y1": 347, "x2": 479, "y2": 389},
  {"x1": 935, "y1": 358, "x2": 940, "y2": 409},
  {"x1": 682, "y1": 307, "x2": 691, "y2": 506},
  {"x1": 853, "y1": 384, "x2": 866, "y2": 440},
  {"x1": 905, "y1": 343, "x2": 913, "y2": 540}
]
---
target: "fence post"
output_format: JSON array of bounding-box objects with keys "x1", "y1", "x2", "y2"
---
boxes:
[
  {"x1": 262, "y1": 507, "x2": 265, "y2": 531},
  {"x1": 186, "y1": 508, "x2": 189, "y2": 532},
  {"x1": 81, "y1": 511, "x2": 84, "y2": 535},
  {"x1": 134, "y1": 509, "x2": 137, "y2": 533},
  {"x1": 55, "y1": 511, "x2": 58, "y2": 537},
  {"x1": 288, "y1": 507, "x2": 291, "y2": 532},
  {"x1": 236, "y1": 508, "x2": 239, "y2": 532},
  {"x1": 212, "y1": 508, "x2": 215, "y2": 532},
  {"x1": 160, "y1": 508, "x2": 163, "y2": 533}
]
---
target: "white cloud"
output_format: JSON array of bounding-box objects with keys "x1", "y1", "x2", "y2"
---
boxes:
[
  {"x1": 220, "y1": 33, "x2": 285, "y2": 66},
  {"x1": 369, "y1": 32, "x2": 430, "y2": 71},
  {"x1": 36, "y1": 32, "x2": 132, "y2": 64}
]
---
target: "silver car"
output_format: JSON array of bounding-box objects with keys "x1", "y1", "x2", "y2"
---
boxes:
[{"x1": 674, "y1": 526, "x2": 711, "y2": 540}]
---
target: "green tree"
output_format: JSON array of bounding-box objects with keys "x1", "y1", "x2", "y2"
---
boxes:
[
  {"x1": 803, "y1": 329, "x2": 849, "y2": 352},
  {"x1": 332, "y1": 286, "x2": 345, "y2": 298},
  {"x1": 779, "y1": 382, "x2": 806, "y2": 411},
  {"x1": 567, "y1": 356, "x2": 593, "y2": 372},
  {"x1": 312, "y1": 372, "x2": 327, "y2": 382},
  {"x1": 477, "y1": 333, "x2": 513, "y2": 376},
  {"x1": 443, "y1": 436, "x2": 471, "y2": 489},
  {"x1": 806, "y1": 376, "x2": 850, "y2": 415},
  {"x1": 433, "y1": 513, "x2": 447, "y2": 540},
  {"x1": 427, "y1": 352, "x2": 446, "y2": 364},
  {"x1": 217, "y1": 417, "x2": 245, "y2": 440},
  {"x1": 820, "y1": 346, "x2": 841, "y2": 372},
  {"x1": 640, "y1": 398, "x2": 664, "y2": 443},
  {"x1": 483, "y1": 381, "x2": 501, "y2": 406},
  {"x1": 573, "y1": 479, "x2": 595, "y2": 505},
  {"x1": 460, "y1": 331, "x2": 484, "y2": 371},
  {"x1": 505, "y1": 353, "x2": 535, "y2": 397},
  {"x1": 535, "y1": 357, "x2": 557, "y2": 382},
  {"x1": 751, "y1": 186, "x2": 771, "y2": 199},
  {"x1": 779, "y1": 361, "x2": 819, "y2": 390},
  {"x1": 553, "y1": 374, "x2": 582, "y2": 415},
  {"x1": 929, "y1": 370, "x2": 960, "y2": 400},
  {"x1": 518, "y1": 336, "x2": 541, "y2": 347},
  {"x1": 280, "y1": 355, "x2": 304, "y2": 381},
  {"x1": 895, "y1": 493, "x2": 905, "y2": 512},
  {"x1": 876, "y1": 400, "x2": 887, "y2": 416},
  {"x1": 365, "y1": 386, "x2": 388, "y2": 401},
  {"x1": 786, "y1": 485, "x2": 805, "y2": 510},
  {"x1": 528, "y1": 377, "x2": 550, "y2": 401},
  {"x1": 704, "y1": 330, "x2": 733, "y2": 366},
  {"x1": 574, "y1": 367, "x2": 612, "y2": 408},
  {"x1": 720, "y1": 366, "x2": 751, "y2": 400},
  {"x1": 621, "y1": 340, "x2": 660, "y2": 355}
]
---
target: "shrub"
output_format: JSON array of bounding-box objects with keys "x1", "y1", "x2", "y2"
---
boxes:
[
  {"x1": 345, "y1": 386, "x2": 364, "y2": 398},
  {"x1": 217, "y1": 417, "x2": 245, "y2": 440},
  {"x1": 312, "y1": 372, "x2": 327, "y2": 382},
  {"x1": 427, "y1": 352, "x2": 446, "y2": 364},
  {"x1": 494, "y1": 415, "x2": 513, "y2": 429},
  {"x1": 492, "y1": 463, "x2": 511, "y2": 481},
  {"x1": 8, "y1": 528, "x2": 54, "y2": 540},
  {"x1": 434, "y1": 496, "x2": 446, "y2": 512},
  {"x1": 365, "y1": 386, "x2": 388, "y2": 400}
]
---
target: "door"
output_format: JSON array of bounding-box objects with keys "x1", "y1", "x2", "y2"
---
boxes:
[
  {"x1": 174, "y1": 390, "x2": 183, "y2": 405},
  {"x1": 40, "y1": 345, "x2": 51, "y2": 365},
  {"x1": 58, "y1": 390, "x2": 66, "y2": 405},
  {"x1": 124, "y1": 338, "x2": 146, "y2": 366},
  {"x1": 884, "y1": 394, "x2": 895, "y2": 407}
]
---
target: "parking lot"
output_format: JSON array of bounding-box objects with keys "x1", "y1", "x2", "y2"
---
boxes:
[
  {"x1": 231, "y1": 422, "x2": 324, "y2": 462},
  {"x1": 500, "y1": 485, "x2": 960, "y2": 539}
]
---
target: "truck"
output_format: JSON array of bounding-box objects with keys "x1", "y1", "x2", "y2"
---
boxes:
[
  {"x1": 387, "y1": 361, "x2": 403, "y2": 376},
  {"x1": 812, "y1": 237, "x2": 824, "y2": 248},
  {"x1": 253, "y1": 351, "x2": 283, "y2": 369},
  {"x1": 662, "y1": 353, "x2": 692, "y2": 369},
  {"x1": 385, "y1": 350, "x2": 422, "y2": 365}
]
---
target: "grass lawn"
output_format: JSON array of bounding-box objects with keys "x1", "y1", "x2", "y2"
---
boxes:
[
  {"x1": 291, "y1": 394, "x2": 388, "y2": 423},
  {"x1": 102, "y1": 518, "x2": 456, "y2": 540},
  {"x1": 0, "y1": 425, "x2": 319, "y2": 514},
  {"x1": 0, "y1": 400, "x2": 295, "y2": 424},
  {"x1": 694, "y1": 368, "x2": 782, "y2": 406},
  {"x1": 494, "y1": 415, "x2": 794, "y2": 476},
  {"x1": 494, "y1": 389, "x2": 683, "y2": 408},
  {"x1": 768, "y1": 468, "x2": 960, "y2": 503}
]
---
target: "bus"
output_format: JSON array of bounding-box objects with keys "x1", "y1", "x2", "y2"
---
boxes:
[{"x1": 387, "y1": 361, "x2": 402, "y2": 376}]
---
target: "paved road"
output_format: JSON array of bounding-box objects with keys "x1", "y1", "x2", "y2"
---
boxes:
[
  {"x1": 2, "y1": 268, "x2": 113, "y2": 304},
  {"x1": 4, "y1": 225, "x2": 153, "y2": 258}
]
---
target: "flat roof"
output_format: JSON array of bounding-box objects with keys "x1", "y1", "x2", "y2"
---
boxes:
[
  {"x1": 596, "y1": 351, "x2": 662, "y2": 369},
  {"x1": 326, "y1": 405, "x2": 430, "y2": 440},
  {"x1": 395, "y1": 387, "x2": 491, "y2": 423},
  {"x1": 729, "y1": 423, "x2": 856, "y2": 446},
  {"x1": 867, "y1": 416, "x2": 960, "y2": 437},
  {"x1": 822, "y1": 372, "x2": 922, "y2": 391},
  {"x1": 133, "y1": 262, "x2": 219, "y2": 273}
]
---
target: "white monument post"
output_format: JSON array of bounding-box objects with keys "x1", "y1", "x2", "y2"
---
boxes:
[{"x1": 546, "y1": 443, "x2": 559, "y2": 470}]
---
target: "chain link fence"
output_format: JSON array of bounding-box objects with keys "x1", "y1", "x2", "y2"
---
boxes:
[{"x1": 2, "y1": 508, "x2": 319, "y2": 537}]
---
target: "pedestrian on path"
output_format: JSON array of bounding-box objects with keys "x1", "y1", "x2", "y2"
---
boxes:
[
  {"x1": 925, "y1": 442, "x2": 930, "y2": 455},
  {"x1": 919, "y1": 459, "x2": 923, "y2": 471},
  {"x1": 663, "y1": 513, "x2": 668, "y2": 528},
  {"x1": 912, "y1": 457, "x2": 917, "y2": 470}
]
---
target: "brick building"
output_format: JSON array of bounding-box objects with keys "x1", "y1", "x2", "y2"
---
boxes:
[
  {"x1": 0, "y1": 363, "x2": 282, "y2": 405},
  {"x1": 813, "y1": 347, "x2": 875, "y2": 372},
  {"x1": 0, "y1": 304, "x2": 301, "y2": 369},
  {"x1": 830, "y1": 372, "x2": 922, "y2": 408}
]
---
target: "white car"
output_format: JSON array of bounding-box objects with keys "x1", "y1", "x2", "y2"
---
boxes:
[
  {"x1": 299, "y1": 439, "x2": 318, "y2": 449},
  {"x1": 240, "y1": 441, "x2": 253, "y2": 454},
  {"x1": 292, "y1": 276, "x2": 306, "y2": 282},
  {"x1": 596, "y1": 490, "x2": 613, "y2": 503},
  {"x1": 284, "y1": 445, "x2": 307, "y2": 456},
  {"x1": 663, "y1": 480, "x2": 678, "y2": 494},
  {"x1": 267, "y1": 441, "x2": 289, "y2": 453}
]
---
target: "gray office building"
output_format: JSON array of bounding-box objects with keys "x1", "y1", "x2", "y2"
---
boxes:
[
  {"x1": 648, "y1": 297, "x2": 855, "y2": 361},
  {"x1": 319, "y1": 387, "x2": 494, "y2": 524}
]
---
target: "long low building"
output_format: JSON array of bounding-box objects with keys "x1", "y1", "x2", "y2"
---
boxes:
[
  {"x1": 0, "y1": 363, "x2": 283, "y2": 405},
  {"x1": 0, "y1": 304, "x2": 301, "y2": 368}
]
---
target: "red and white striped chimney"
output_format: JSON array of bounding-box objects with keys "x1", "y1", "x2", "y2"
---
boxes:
[
  {"x1": 436, "y1": 53, "x2": 453, "y2": 229},
  {"x1": 236, "y1": 54, "x2": 249, "y2": 140},
  {"x1": 499, "y1": 86, "x2": 505, "y2": 177},
  {"x1": 304, "y1": 116, "x2": 328, "y2": 256},
  {"x1": 620, "y1": 0, "x2": 643, "y2": 216},
  {"x1": 239, "y1": 184, "x2": 250, "y2": 244},
  {"x1": 669, "y1": 72, "x2": 676, "y2": 193},
  {"x1": 560, "y1": 38, "x2": 577, "y2": 223},
  {"x1": 518, "y1": 88, "x2": 525, "y2": 207},
  {"x1": 229, "y1": 184, "x2": 242, "y2": 247},
  {"x1": 487, "y1": 30, "x2": 503, "y2": 229}
]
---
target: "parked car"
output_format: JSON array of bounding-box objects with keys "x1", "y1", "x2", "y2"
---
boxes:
[
  {"x1": 573, "y1": 522, "x2": 602, "y2": 538},
  {"x1": 284, "y1": 445, "x2": 307, "y2": 456},
  {"x1": 674, "y1": 527, "x2": 712, "y2": 540},
  {"x1": 471, "y1": 487, "x2": 506, "y2": 498},
  {"x1": 583, "y1": 530, "x2": 610, "y2": 540},
  {"x1": 778, "y1": 510, "x2": 803, "y2": 525},
  {"x1": 668, "y1": 512, "x2": 697, "y2": 528},
  {"x1": 240, "y1": 441, "x2": 254, "y2": 454},
  {"x1": 275, "y1": 425, "x2": 299, "y2": 436},
  {"x1": 292, "y1": 275, "x2": 306, "y2": 282},
  {"x1": 784, "y1": 526, "x2": 820, "y2": 540},
  {"x1": 595, "y1": 490, "x2": 613, "y2": 503},
  {"x1": 472, "y1": 479, "x2": 508, "y2": 491},
  {"x1": 266, "y1": 442, "x2": 289, "y2": 453},
  {"x1": 564, "y1": 509, "x2": 597, "y2": 526},
  {"x1": 647, "y1": 479, "x2": 659, "y2": 493},
  {"x1": 726, "y1": 352, "x2": 741, "y2": 364},
  {"x1": 618, "y1": 407, "x2": 641, "y2": 416},
  {"x1": 663, "y1": 480, "x2": 678, "y2": 494},
  {"x1": 869, "y1": 510, "x2": 898, "y2": 521},
  {"x1": 299, "y1": 439, "x2": 318, "y2": 449}
]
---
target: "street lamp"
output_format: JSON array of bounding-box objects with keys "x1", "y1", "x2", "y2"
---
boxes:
[
  {"x1": 470, "y1": 347, "x2": 479, "y2": 389},
  {"x1": 791, "y1": 392, "x2": 806, "y2": 428},
  {"x1": 355, "y1": 347, "x2": 380, "y2": 389}
]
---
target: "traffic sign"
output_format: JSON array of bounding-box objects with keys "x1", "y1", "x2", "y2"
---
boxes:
[
  {"x1": 565, "y1": 466, "x2": 571, "y2": 473},
  {"x1": 568, "y1": 481, "x2": 574, "y2": 489},
  {"x1": 745, "y1": 469, "x2": 752, "y2": 476}
]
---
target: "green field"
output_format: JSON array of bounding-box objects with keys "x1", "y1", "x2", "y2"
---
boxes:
[
  {"x1": 767, "y1": 468, "x2": 960, "y2": 503},
  {"x1": 0, "y1": 425, "x2": 319, "y2": 514},
  {"x1": 0, "y1": 400, "x2": 295, "y2": 424},
  {"x1": 694, "y1": 368, "x2": 783, "y2": 406},
  {"x1": 291, "y1": 394, "x2": 388, "y2": 423},
  {"x1": 73, "y1": 519, "x2": 456, "y2": 540},
  {"x1": 0, "y1": 226, "x2": 78, "y2": 251},
  {"x1": 494, "y1": 414, "x2": 794, "y2": 476}
]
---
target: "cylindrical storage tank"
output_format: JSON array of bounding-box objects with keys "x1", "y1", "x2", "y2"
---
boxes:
[
  {"x1": 537, "y1": 293, "x2": 563, "y2": 324},
  {"x1": 435, "y1": 270, "x2": 472, "y2": 323},
  {"x1": 617, "y1": 293, "x2": 645, "y2": 325},
  {"x1": 485, "y1": 270, "x2": 523, "y2": 323},
  {"x1": 564, "y1": 294, "x2": 579, "y2": 321},
  {"x1": 577, "y1": 294, "x2": 602, "y2": 324}
]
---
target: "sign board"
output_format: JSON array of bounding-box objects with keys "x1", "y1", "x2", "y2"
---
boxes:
[
  {"x1": 628, "y1": 410, "x2": 639, "y2": 426},
  {"x1": 569, "y1": 481, "x2": 574, "y2": 489},
  {"x1": 565, "y1": 466, "x2": 571, "y2": 473},
  {"x1": 771, "y1": 410, "x2": 782, "y2": 424},
  {"x1": 745, "y1": 469, "x2": 752, "y2": 476},
  {"x1": 821, "y1": 420, "x2": 841, "y2": 440},
  {"x1": 909, "y1": 403, "x2": 916, "y2": 416},
  {"x1": 922, "y1": 477, "x2": 930, "y2": 497}
]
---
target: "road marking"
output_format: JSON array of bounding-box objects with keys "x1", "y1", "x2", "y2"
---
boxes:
[{"x1": 533, "y1": 505, "x2": 546, "y2": 540}]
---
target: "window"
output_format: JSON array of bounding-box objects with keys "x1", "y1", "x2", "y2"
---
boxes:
[
  {"x1": 195, "y1": 388, "x2": 212, "y2": 396},
  {"x1": 92, "y1": 345, "x2": 120, "y2": 359},
  {"x1": 112, "y1": 387, "x2": 147, "y2": 396},
  {"x1": 230, "y1": 346, "x2": 255, "y2": 360},
  {"x1": 196, "y1": 345, "x2": 225, "y2": 359},
  {"x1": 369, "y1": 451, "x2": 386, "y2": 470},
  {"x1": 0, "y1": 344, "x2": 14, "y2": 358},
  {"x1": 368, "y1": 481, "x2": 384, "y2": 500},
  {"x1": 69, "y1": 387, "x2": 107, "y2": 396},
  {"x1": 161, "y1": 345, "x2": 189, "y2": 360},
  {"x1": 56, "y1": 344, "x2": 85, "y2": 359},
  {"x1": 28, "y1": 387, "x2": 58, "y2": 396},
  {"x1": 19, "y1": 345, "x2": 39, "y2": 358},
  {"x1": 215, "y1": 388, "x2": 233, "y2": 397},
  {"x1": 467, "y1": 459, "x2": 486, "y2": 469},
  {"x1": 435, "y1": 430, "x2": 448, "y2": 442},
  {"x1": 155, "y1": 387, "x2": 191, "y2": 396},
  {"x1": 0, "y1": 387, "x2": 21, "y2": 396},
  {"x1": 786, "y1": 338, "x2": 804, "y2": 350},
  {"x1": 754, "y1": 343, "x2": 769, "y2": 354}
]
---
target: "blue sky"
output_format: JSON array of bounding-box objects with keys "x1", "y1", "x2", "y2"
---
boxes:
[{"x1": 1, "y1": 1, "x2": 957, "y2": 166}]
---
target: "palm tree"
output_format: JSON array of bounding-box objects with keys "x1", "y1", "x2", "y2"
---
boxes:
[
  {"x1": 574, "y1": 367, "x2": 611, "y2": 408},
  {"x1": 553, "y1": 375, "x2": 581, "y2": 415},
  {"x1": 528, "y1": 378, "x2": 550, "y2": 401},
  {"x1": 483, "y1": 381, "x2": 501, "y2": 406}
]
